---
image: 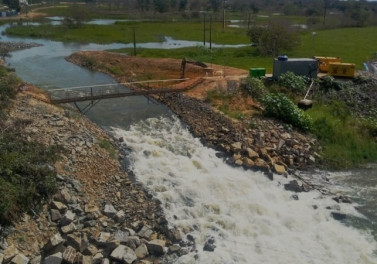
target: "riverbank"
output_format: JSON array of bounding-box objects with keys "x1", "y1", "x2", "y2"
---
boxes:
[{"x1": 0, "y1": 86, "x2": 187, "y2": 263}]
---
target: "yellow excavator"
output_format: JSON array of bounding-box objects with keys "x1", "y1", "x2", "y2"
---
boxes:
[{"x1": 180, "y1": 57, "x2": 208, "y2": 79}]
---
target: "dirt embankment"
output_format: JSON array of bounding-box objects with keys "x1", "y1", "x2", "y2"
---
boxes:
[{"x1": 67, "y1": 51, "x2": 319, "y2": 174}]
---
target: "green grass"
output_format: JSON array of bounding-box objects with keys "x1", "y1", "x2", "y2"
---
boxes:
[
  {"x1": 308, "y1": 102, "x2": 377, "y2": 168},
  {"x1": 292, "y1": 27, "x2": 377, "y2": 69},
  {"x1": 99, "y1": 139, "x2": 116, "y2": 158},
  {"x1": 6, "y1": 20, "x2": 249, "y2": 44}
]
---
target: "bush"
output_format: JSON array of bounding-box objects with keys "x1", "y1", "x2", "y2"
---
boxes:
[
  {"x1": 241, "y1": 77, "x2": 267, "y2": 100},
  {"x1": 320, "y1": 75, "x2": 352, "y2": 91},
  {"x1": 99, "y1": 139, "x2": 116, "y2": 158},
  {"x1": 278, "y1": 71, "x2": 307, "y2": 94},
  {"x1": 261, "y1": 93, "x2": 312, "y2": 131},
  {"x1": 0, "y1": 72, "x2": 20, "y2": 111},
  {"x1": 0, "y1": 131, "x2": 57, "y2": 224}
]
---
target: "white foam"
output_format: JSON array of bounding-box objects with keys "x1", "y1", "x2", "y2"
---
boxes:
[{"x1": 112, "y1": 116, "x2": 377, "y2": 264}]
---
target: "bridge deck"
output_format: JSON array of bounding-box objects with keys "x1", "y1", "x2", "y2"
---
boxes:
[{"x1": 49, "y1": 78, "x2": 201, "y2": 104}]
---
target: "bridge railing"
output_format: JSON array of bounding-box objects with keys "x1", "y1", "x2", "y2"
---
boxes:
[{"x1": 49, "y1": 78, "x2": 188, "y2": 103}]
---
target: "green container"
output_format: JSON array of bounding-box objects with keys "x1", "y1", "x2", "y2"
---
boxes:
[{"x1": 249, "y1": 68, "x2": 266, "y2": 78}]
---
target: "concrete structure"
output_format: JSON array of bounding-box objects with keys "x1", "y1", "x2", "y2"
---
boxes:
[{"x1": 273, "y1": 58, "x2": 318, "y2": 79}]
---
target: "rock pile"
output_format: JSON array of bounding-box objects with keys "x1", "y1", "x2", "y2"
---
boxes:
[
  {"x1": 0, "y1": 91, "x2": 188, "y2": 263},
  {"x1": 160, "y1": 93, "x2": 319, "y2": 175}
]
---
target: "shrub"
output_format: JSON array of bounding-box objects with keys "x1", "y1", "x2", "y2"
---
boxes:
[
  {"x1": 320, "y1": 75, "x2": 352, "y2": 91},
  {"x1": 261, "y1": 93, "x2": 312, "y2": 131},
  {"x1": 0, "y1": 131, "x2": 57, "y2": 224},
  {"x1": 99, "y1": 139, "x2": 116, "y2": 158},
  {"x1": 241, "y1": 77, "x2": 267, "y2": 100},
  {"x1": 278, "y1": 71, "x2": 307, "y2": 94},
  {"x1": 0, "y1": 72, "x2": 20, "y2": 110}
]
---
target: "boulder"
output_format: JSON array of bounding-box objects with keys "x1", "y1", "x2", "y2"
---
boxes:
[
  {"x1": 138, "y1": 225, "x2": 153, "y2": 239},
  {"x1": 110, "y1": 245, "x2": 137, "y2": 264},
  {"x1": 50, "y1": 201, "x2": 68, "y2": 213},
  {"x1": 103, "y1": 203, "x2": 117, "y2": 218},
  {"x1": 331, "y1": 212, "x2": 347, "y2": 221},
  {"x1": 61, "y1": 210, "x2": 76, "y2": 226},
  {"x1": 135, "y1": 244, "x2": 149, "y2": 259},
  {"x1": 273, "y1": 164, "x2": 286, "y2": 175},
  {"x1": 203, "y1": 237, "x2": 216, "y2": 252},
  {"x1": 284, "y1": 180, "x2": 303, "y2": 193},
  {"x1": 44, "y1": 233, "x2": 65, "y2": 253},
  {"x1": 44, "y1": 252, "x2": 63, "y2": 264},
  {"x1": 61, "y1": 222, "x2": 76, "y2": 234},
  {"x1": 10, "y1": 253, "x2": 29, "y2": 264},
  {"x1": 231, "y1": 142, "x2": 242, "y2": 152},
  {"x1": 146, "y1": 239, "x2": 166, "y2": 255},
  {"x1": 246, "y1": 148, "x2": 259, "y2": 159},
  {"x1": 50, "y1": 209, "x2": 62, "y2": 222},
  {"x1": 3, "y1": 244, "x2": 19, "y2": 262},
  {"x1": 62, "y1": 246, "x2": 77, "y2": 264}
]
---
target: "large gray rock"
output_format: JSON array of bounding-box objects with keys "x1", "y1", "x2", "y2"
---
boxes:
[
  {"x1": 113, "y1": 231, "x2": 129, "y2": 243},
  {"x1": 61, "y1": 222, "x2": 76, "y2": 234},
  {"x1": 10, "y1": 253, "x2": 29, "y2": 264},
  {"x1": 50, "y1": 209, "x2": 62, "y2": 222},
  {"x1": 44, "y1": 252, "x2": 63, "y2": 264},
  {"x1": 115, "y1": 210, "x2": 125, "y2": 223},
  {"x1": 44, "y1": 233, "x2": 65, "y2": 253},
  {"x1": 62, "y1": 246, "x2": 77, "y2": 264},
  {"x1": 50, "y1": 201, "x2": 68, "y2": 213},
  {"x1": 103, "y1": 203, "x2": 117, "y2": 218},
  {"x1": 95, "y1": 232, "x2": 111, "y2": 245},
  {"x1": 54, "y1": 188, "x2": 71, "y2": 203},
  {"x1": 110, "y1": 245, "x2": 137, "y2": 264},
  {"x1": 138, "y1": 225, "x2": 153, "y2": 239},
  {"x1": 146, "y1": 239, "x2": 166, "y2": 255},
  {"x1": 135, "y1": 244, "x2": 149, "y2": 259},
  {"x1": 3, "y1": 244, "x2": 19, "y2": 262},
  {"x1": 124, "y1": 236, "x2": 140, "y2": 250},
  {"x1": 61, "y1": 210, "x2": 76, "y2": 226}
]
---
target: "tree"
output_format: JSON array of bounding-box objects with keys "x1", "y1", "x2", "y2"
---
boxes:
[
  {"x1": 247, "y1": 20, "x2": 300, "y2": 57},
  {"x1": 3, "y1": 0, "x2": 20, "y2": 12},
  {"x1": 153, "y1": 0, "x2": 168, "y2": 13}
]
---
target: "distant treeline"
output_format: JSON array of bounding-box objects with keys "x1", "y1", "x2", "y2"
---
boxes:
[{"x1": 73, "y1": 0, "x2": 377, "y2": 27}]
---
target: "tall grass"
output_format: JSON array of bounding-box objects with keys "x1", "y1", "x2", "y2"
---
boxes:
[{"x1": 308, "y1": 102, "x2": 377, "y2": 168}]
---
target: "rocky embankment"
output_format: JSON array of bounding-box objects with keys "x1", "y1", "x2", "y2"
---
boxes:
[
  {"x1": 0, "y1": 41, "x2": 42, "y2": 57},
  {"x1": 0, "y1": 88, "x2": 187, "y2": 263},
  {"x1": 160, "y1": 93, "x2": 318, "y2": 176}
]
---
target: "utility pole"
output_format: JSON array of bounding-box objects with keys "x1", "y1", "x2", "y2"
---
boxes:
[
  {"x1": 210, "y1": 16, "x2": 212, "y2": 50},
  {"x1": 222, "y1": 0, "x2": 226, "y2": 32},
  {"x1": 133, "y1": 27, "x2": 136, "y2": 56},
  {"x1": 203, "y1": 13, "x2": 206, "y2": 46}
]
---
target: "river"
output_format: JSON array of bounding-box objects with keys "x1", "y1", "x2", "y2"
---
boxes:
[{"x1": 2, "y1": 22, "x2": 377, "y2": 263}]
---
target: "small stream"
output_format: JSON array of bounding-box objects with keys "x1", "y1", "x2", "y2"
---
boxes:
[{"x1": 2, "y1": 20, "x2": 377, "y2": 263}]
